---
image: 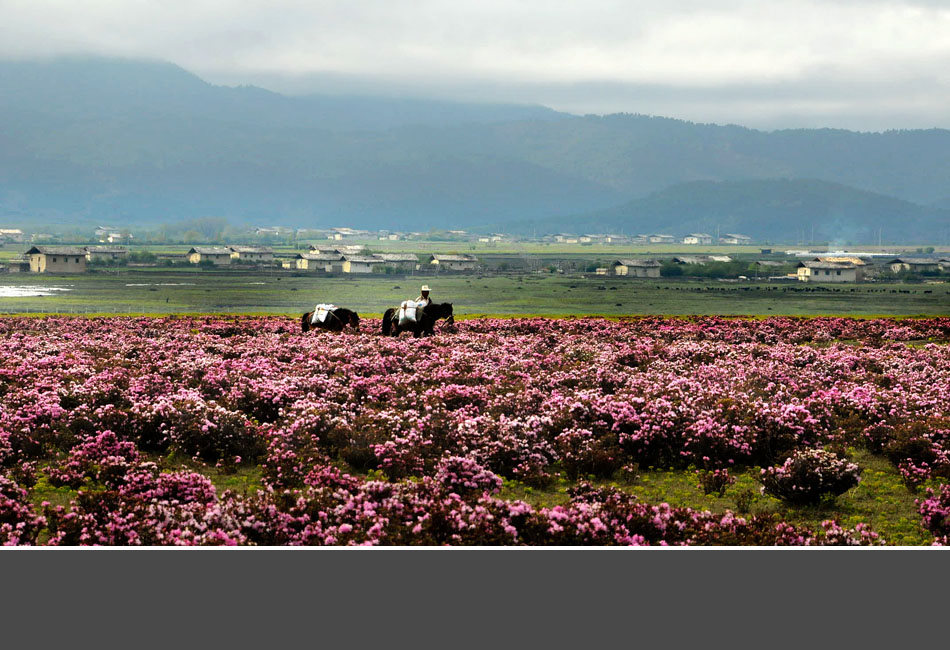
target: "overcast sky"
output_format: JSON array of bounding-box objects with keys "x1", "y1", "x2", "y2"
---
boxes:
[{"x1": 2, "y1": 0, "x2": 949, "y2": 130}]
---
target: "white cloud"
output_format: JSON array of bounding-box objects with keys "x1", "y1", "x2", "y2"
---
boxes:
[{"x1": 1, "y1": 0, "x2": 948, "y2": 128}]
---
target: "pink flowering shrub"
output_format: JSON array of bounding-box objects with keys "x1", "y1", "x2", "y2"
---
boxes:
[
  {"x1": 46, "y1": 430, "x2": 140, "y2": 489},
  {"x1": 0, "y1": 475, "x2": 45, "y2": 545},
  {"x1": 760, "y1": 448, "x2": 862, "y2": 505},
  {"x1": 434, "y1": 456, "x2": 503, "y2": 497},
  {"x1": 0, "y1": 314, "x2": 947, "y2": 544},
  {"x1": 917, "y1": 484, "x2": 950, "y2": 545}
]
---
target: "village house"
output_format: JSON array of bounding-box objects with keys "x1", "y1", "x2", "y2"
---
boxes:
[
  {"x1": 4, "y1": 256, "x2": 30, "y2": 273},
  {"x1": 813, "y1": 256, "x2": 868, "y2": 267},
  {"x1": 229, "y1": 246, "x2": 274, "y2": 264},
  {"x1": 797, "y1": 261, "x2": 861, "y2": 282},
  {"x1": 887, "y1": 257, "x2": 941, "y2": 274},
  {"x1": 84, "y1": 246, "x2": 130, "y2": 263},
  {"x1": 308, "y1": 246, "x2": 343, "y2": 255},
  {"x1": 429, "y1": 254, "x2": 479, "y2": 272},
  {"x1": 0, "y1": 229, "x2": 25, "y2": 243},
  {"x1": 186, "y1": 247, "x2": 232, "y2": 265},
  {"x1": 342, "y1": 255, "x2": 385, "y2": 274},
  {"x1": 105, "y1": 232, "x2": 133, "y2": 244},
  {"x1": 26, "y1": 246, "x2": 88, "y2": 273},
  {"x1": 720, "y1": 233, "x2": 752, "y2": 245},
  {"x1": 682, "y1": 233, "x2": 714, "y2": 245},
  {"x1": 376, "y1": 253, "x2": 420, "y2": 272},
  {"x1": 295, "y1": 253, "x2": 345, "y2": 272},
  {"x1": 672, "y1": 255, "x2": 732, "y2": 265},
  {"x1": 613, "y1": 259, "x2": 662, "y2": 277}
]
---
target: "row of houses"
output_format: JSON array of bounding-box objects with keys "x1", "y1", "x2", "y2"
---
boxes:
[
  {"x1": 600, "y1": 255, "x2": 950, "y2": 281},
  {"x1": 795, "y1": 256, "x2": 950, "y2": 282},
  {"x1": 289, "y1": 250, "x2": 480, "y2": 273},
  {"x1": 548, "y1": 233, "x2": 753, "y2": 245},
  {"x1": 8, "y1": 246, "x2": 136, "y2": 273}
]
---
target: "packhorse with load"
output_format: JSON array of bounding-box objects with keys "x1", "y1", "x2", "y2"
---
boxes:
[{"x1": 300, "y1": 304, "x2": 361, "y2": 333}]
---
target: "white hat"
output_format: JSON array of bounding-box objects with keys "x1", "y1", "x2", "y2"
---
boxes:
[{"x1": 421, "y1": 285, "x2": 430, "y2": 291}]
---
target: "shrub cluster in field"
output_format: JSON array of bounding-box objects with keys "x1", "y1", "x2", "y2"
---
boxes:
[{"x1": 2, "y1": 315, "x2": 950, "y2": 545}]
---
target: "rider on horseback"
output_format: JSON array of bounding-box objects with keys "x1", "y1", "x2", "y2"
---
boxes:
[{"x1": 415, "y1": 285, "x2": 431, "y2": 308}]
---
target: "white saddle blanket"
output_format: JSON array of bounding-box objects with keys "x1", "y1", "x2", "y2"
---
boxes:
[
  {"x1": 398, "y1": 300, "x2": 425, "y2": 326},
  {"x1": 311, "y1": 304, "x2": 336, "y2": 325}
]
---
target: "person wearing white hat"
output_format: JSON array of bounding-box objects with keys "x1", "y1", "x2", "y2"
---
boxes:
[{"x1": 415, "y1": 285, "x2": 432, "y2": 308}]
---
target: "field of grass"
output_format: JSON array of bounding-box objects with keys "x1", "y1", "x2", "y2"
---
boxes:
[
  {"x1": 498, "y1": 449, "x2": 934, "y2": 545},
  {"x1": 1, "y1": 269, "x2": 948, "y2": 317}
]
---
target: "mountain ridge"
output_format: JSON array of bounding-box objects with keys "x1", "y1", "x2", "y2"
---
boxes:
[{"x1": 1, "y1": 56, "x2": 949, "y2": 240}]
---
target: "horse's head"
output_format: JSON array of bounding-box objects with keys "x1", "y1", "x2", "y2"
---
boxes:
[{"x1": 349, "y1": 311, "x2": 360, "y2": 329}]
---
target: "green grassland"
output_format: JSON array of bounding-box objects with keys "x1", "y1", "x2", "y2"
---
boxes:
[
  {"x1": 27, "y1": 447, "x2": 936, "y2": 545},
  {"x1": 1, "y1": 269, "x2": 948, "y2": 317}
]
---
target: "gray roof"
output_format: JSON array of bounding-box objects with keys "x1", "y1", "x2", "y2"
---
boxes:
[
  {"x1": 229, "y1": 246, "x2": 273, "y2": 254},
  {"x1": 798, "y1": 261, "x2": 858, "y2": 270},
  {"x1": 188, "y1": 247, "x2": 232, "y2": 255},
  {"x1": 376, "y1": 253, "x2": 419, "y2": 262},
  {"x1": 297, "y1": 253, "x2": 345, "y2": 261},
  {"x1": 26, "y1": 246, "x2": 87, "y2": 256},
  {"x1": 755, "y1": 260, "x2": 788, "y2": 267},
  {"x1": 888, "y1": 257, "x2": 940, "y2": 265},
  {"x1": 675, "y1": 255, "x2": 732, "y2": 263},
  {"x1": 344, "y1": 255, "x2": 385, "y2": 263},
  {"x1": 430, "y1": 254, "x2": 479, "y2": 262},
  {"x1": 616, "y1": 259, "x2": 662, "y2": 267},
  {"x1": 85, "y1": 246, "x2": 129, "y2": 254}
]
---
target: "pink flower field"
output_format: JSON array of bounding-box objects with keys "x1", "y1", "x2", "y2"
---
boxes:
[{"x1": 2, "y1": 315, "x2": 950, "y2": 546}]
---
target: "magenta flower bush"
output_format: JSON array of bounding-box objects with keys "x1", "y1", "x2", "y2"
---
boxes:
[
  {"x1": 917, "y1": 484, "x2": 950, "y2": 545},
  {"x1": 760, "y1": 448, "x2": 862, "y2": 505},
  {"x1": 0, "y1": 314, "x2": 947, "y2": 544}
]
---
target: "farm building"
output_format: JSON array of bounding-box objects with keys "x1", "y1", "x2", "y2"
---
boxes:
[
  {"x1": 85, "y1": 246, "x2": 129, "y2": 262},
  {"x1": 229, "y1": 246, "x2": 274, "y2": 263},
  {"x1": 295, "y1": 253, "x2": 345, "y2": 272},
  {"x1": 376, "y1": 253, "x2": 420, "y2": 272},
  {"x1": 429, "y1": 254, "x2": 479, "y2": 272},
  {"x1": 308, "y1": 246, "x2": 343, "y2": 255},
  {"x1": 887, "y1": 258, "x2": 941, "y2": 273},
  {"x1": 720, "y1": 233, "x2": 752, "y2": 245},
  {"x1": 672, "y1": 255, "x2": 732, "y2": 265},
  {"x1": 4, "y1": 257, "x2": 30, "y2": 273},
  {"x1": 813, "y1": 256, "x2": 867, "y2": 266},
  {"x1": 647, "y1": 234, "x2": 675, "y2": 244},
  {"x1": 0, "y1": 229, "x2": 25, "y2": 243},
  {"x1": 342, "y1": 255, "x2": 385, "y2": 274},
  {"x1": 797, "y1": 261, "x2": 861, "y2": 282},
  {"x1": 186, "y1": 247, "x2": 232, "y2": 265},
  {"x1": 26, "y1": 246, "x2": 88, "y2": 273},
  {"x1": 613, "y1": 259, "x2": 662, "y2": 277},
  {"x1": 682, "y1": 233, "x2": 714, "y2": 245}
]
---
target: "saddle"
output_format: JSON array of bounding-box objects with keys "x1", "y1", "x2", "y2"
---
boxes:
[{"x1": 311, "y1": 303, "x2": 336, "y2": 325}]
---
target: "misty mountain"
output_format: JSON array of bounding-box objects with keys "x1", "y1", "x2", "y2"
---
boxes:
[
  {"x1": 508, "y1": 179, "x2": 950, "y2": 244},
  {"x1": 1, "y1": 57, "x2": 950, "y2": 238}
]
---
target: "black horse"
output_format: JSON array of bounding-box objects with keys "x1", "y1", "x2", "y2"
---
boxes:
[
  {"x1": 381, "y1": 302, "x2": 454, "y2": 337},
  {"x1": 301, "y1": 307, "x2": 361, "y2": 333}
]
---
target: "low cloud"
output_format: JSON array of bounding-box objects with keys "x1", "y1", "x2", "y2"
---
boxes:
[{"x1": 1, "y1": 0, "x2": 948, "y2": 129}]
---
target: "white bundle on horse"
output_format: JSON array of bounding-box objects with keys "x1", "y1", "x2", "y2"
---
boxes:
[
  {"x1": 398, "y1": 300, "x2": 422, "y2": 326},
  {"x1": 311, "y1": 303, "x2": 336, "y2": 324}
]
